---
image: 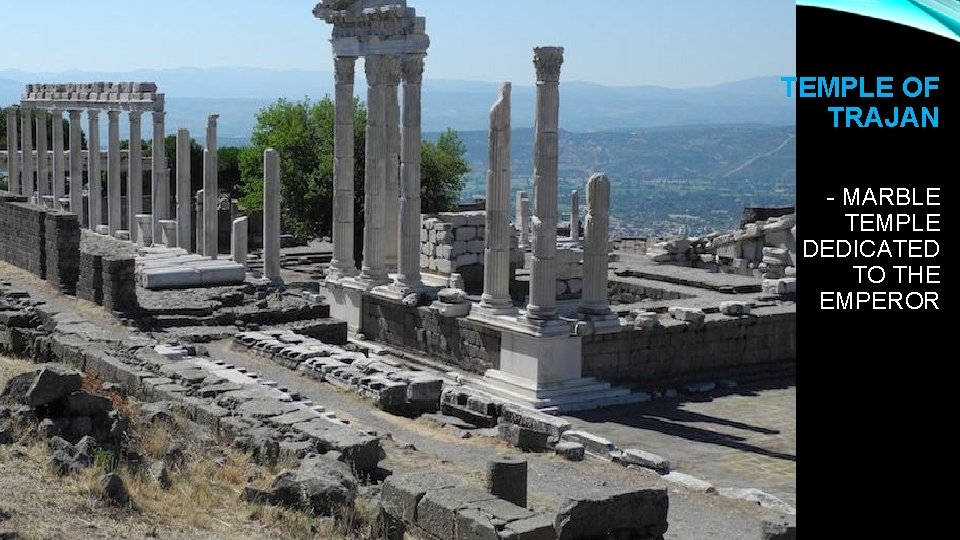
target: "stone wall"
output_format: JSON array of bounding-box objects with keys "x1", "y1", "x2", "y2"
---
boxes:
[
  {"x1": 79, "y1": 230, "x2": 139, "y2": 314},
  {"x1": 362, "y1": 294, "x2": 501, "y2": 374},
  {"x1": 583, "y1": 309, "x2": 796, "y2": 385},
  {"x1": 420, "y1": 211, "x2": 521, "y2": 294},
  {"x1": 0, "y1": 191, "x2": 80, "y2": 293},
  {"x1": 44, "y1": 211, "x2": 81, "y2": 294}
]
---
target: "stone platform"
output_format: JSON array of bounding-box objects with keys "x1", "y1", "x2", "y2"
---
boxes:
[{"x1": 136, "y1": 247, "x2": 247, "y2": 289}]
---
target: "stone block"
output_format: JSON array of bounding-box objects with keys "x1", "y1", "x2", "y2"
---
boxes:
[
  {"x1": 381, "y1": 471, "x2": 460, "y2": 523},
  {"x1": 560, "y1": 430, "x2": 616, "y2": 457},
  {"x1": 668, "y1": 306, "x2": 706, "y2": 324},
  {"x1": 455, "y1": 227, "x2": 477, "y2": 242},
  {"x1": 497, "y1": 422, "x2": 548, "y2": 452},
  {"x1": 719, "y1": 301, "x2": 751, "y2": 316},
  {"x1": 612, "y1": 448, "x2": 671, "y2": 474},
  {"x1": 416, "y1": 486, "x2": 497, "y2": 540},
  {"x1": 554, "y1": 486, "x2": 668, "y2": 540}
]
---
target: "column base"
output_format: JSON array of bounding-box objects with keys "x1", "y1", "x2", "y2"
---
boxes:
[
  {"x1": 469, "y1": 303, "x2": 519, "y2": 324},
  {"x1": 370, "y1": 281, "x2": 424, "y2": 302},
  {"x1": 459, "y1": 328, "x2": 640, "y2": 412},
  {"x1": 322, "y1": 276, "x2": 370, "y2": 332}
]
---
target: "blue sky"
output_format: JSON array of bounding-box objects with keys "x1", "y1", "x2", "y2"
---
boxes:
[{"x1": 3, "y1": 0, "x2": 795, "y2": 87}]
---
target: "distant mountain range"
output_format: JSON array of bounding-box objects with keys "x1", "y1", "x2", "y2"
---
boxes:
[{"x1": 0, "y1": 68, "x2": 794, "y2": 138}]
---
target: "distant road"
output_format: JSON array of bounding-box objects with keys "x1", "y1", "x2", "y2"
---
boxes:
[{"x1": 722, "y1": 133, "x2": 795, "y2": 178}]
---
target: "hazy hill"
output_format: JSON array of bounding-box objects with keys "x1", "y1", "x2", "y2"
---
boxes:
[{"x1": 0, "y1": 68, "x2": 794, "y2": 136}]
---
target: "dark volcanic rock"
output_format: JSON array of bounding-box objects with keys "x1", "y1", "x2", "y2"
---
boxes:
[{"x1": 25, "y1": 365, "x2": 82, "y2": 407}]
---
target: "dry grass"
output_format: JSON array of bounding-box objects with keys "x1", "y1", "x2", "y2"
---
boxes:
[{"x1": 0, "y1": 357, "x2": 372, "y2": 539}]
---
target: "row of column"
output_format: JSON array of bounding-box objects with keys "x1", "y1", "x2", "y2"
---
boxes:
[
  {"x1": 327, "y1": 53, "x2": 425, "y2": 292},
  {"x1": 6, "y1": 107, "x2": 166, "y2": 241}
]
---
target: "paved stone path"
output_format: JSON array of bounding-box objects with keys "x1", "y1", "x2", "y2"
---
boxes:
[{"x1": 566, "y1": 380, "x2": 797, "y2": 508}]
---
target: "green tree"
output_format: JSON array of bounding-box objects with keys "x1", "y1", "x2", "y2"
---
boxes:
[
  {"x1": 421, "y1": 129, "x2": 469, "y2": 212},
  {"x1": 238, "y1": 97, "x2": 469, "y2": 253}
]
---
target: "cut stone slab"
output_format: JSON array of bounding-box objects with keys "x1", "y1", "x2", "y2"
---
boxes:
[
  {"x1": 554, "y1": 441, "x2": 585, "y2": 462},
  {"x1": 560, "y1": 430, "x2": 616, "y2": 457},
  {"x1": 416, "y1": 486, "x2": 498, "y2": 540},
  {"x1": 292, "y1": 420, "x2": 383, "y2": 474},
  {"x1": 554, "y1": 486, "x2": 668, "y2": 540},
  {"x1": 499, "y1": 513, "x2": 556, "y2": 540},
  {"x1": 662, "y1": 471, "x2": 715, "y2": 493},
  {"x1": 613, "y1": 448, "x2": 671, "y2": 474},
  {"x1": 236, "y1": 399, "x2": 300, "y2": 419},
  {"x1": 668, "y1": 306, "x2": 706, "y2": 324},
  {"x1": 381, "y1": 471, "x2": 461, "y2": 523},
  {"x1": 26, "y1": 364, "x2": 82, "y2": 407},
  {"x1": 718, "y1": 488, "x2": 796, "y2": 515}
]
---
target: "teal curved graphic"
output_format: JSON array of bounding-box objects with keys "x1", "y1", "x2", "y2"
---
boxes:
[{"x1": 798, "y1": 0, "x2": 960, "y2": 41}]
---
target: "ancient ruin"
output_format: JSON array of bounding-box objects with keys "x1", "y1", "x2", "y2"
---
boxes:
[{"x1": 0, "y1": 1, "x2": 797, "y2": 538}]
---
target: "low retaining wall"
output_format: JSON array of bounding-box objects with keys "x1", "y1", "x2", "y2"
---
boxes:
[
  {"x1": 79, "y1": 230, "x2": 138, "y2": 314},
  {"x1": 362, "y1": 294, "x2": 501, "y2": 374},
  {"x1": 583, "y1": 309, "x2": 796, "y2": 385},
  {"x1": 0, "y1": 192, "x2": 80, "y2": 293}
]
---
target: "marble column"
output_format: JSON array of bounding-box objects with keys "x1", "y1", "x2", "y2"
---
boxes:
[
  {"x1": 395, "y1": 54, "x2": 425, "y2": 290},
  {"x1": 152, "y1": 111, "x2": 167, "y2": 242},
  {"x1": 195, "y1": 189, "x2": 204, "y2": 253},
  {"x1": 232, "y1": 216, "x2": 248, "y2": 266},
  {"x1": 328, "y1": 56, "x2": 358, "y2": 280},
  {"x1": 203, "y1": 115, "x2": 219, "y2": 258},
  {"x1": 384, "y1": 72, "x2": 401, "y2": 272},
  {"x1": 479, "y1": 82, "x2": 515, "y2": 314},
  {"x1": 525, "y1": 47, "x2": 564, "y2": 322},
  {"x1": 107, "y1": 110, "x2": 121, "y2": 235},
  {"x1": 263, "y1": 149, "x2": 282, "y2": 284},
  {"x1": 5, "y1": 108, "x2": 19, "y2": 195},
  {"x1": 516, "y1": 190, "x2": 529, "y2": 249},
  {"x1": 87, "y1": 110, "x2": 102, "y2": 229},
  {"x1": 580, "y1": 174, "x2": 612, "y2": 315},
  {"x1": 359, "y1": 55, "x2": 396, "y2": 286},
  {"x1": 569, "y1": 190, "x2": 580, "y2": 240},
  {"x1": 128, "y1": 112, "x2": 143, "y2": 242},
  {"x1": 19, "y1": 108, "x2": 33, "y2": 197},
  {"x1": 36, "y1": 110, "x2": 48, "y2": 198},
  {"x1": 176, "y1": 128, "x2": 192, "y2": 252},
  {"x1": 51, "y1": 110, "x2": 65, "y2": 204},
  {"x1": 68, "y1": 110, "x2": 83, "y2": 218}
]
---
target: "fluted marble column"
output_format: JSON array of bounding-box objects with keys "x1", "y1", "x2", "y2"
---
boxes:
[
  {"x1": 395, "y1": 54, "x2": 425, "y2": 289},
  {"x1": 107, "y1": 110, "x2": 121, "y2": 235},
  {"x1": 87, "y1": 110, "x2": 102, "y2": 228},
  {"x1": 263, "y1": 149, "x2": 282, "y2": 284},
  {"x1": 328, "y1": 56, "x2": 358, "y2": 280},
  {"x1": 203, "y1": 115, "x2": 219, "y2": 258},
  {"x1": 232, "y1": 216, "x2": 248, "y2": 266},
  {"x1": 359, "y1": 55, "x2": 396, "y2": 286},
  {"x1": 176, "y1": 128, "x2": 192, "y2": 251},
  {"x1": 480, "y1": 82, "x2": 515, "y2": 314},
  {"x1": 128, "y1": 112, "x2": 143, "y2": 242},
  {"x1": 569, "y1": 190, "x2": 580, "y2": 240},
  {"x1": 68, "y1": 110, "x2": 83, "y2": 218},
  {"x1": 580, "y1": 174, "x2": 612, "y2": 315},
  {"x1": 385, "y1": 72, "x2": 401, "y2": 272},
  {"x1": 36, "y1": 110, "x2": 48, "y2": 199},
  {"x1": 6, "y1": 108, "x2": 19, "y2": 195},
  {"x1": 152, "y1": 111, "x2": 167, "y2": 241},
  {"x1": 19, "y1": 108, "x2": 33, "y2": 197},
  {"x1": 51, "y1": 111, "x2": 65, "y2": 204},
  {"x1": 525, "y1": 46, "x2": 564, "y2": 322}
]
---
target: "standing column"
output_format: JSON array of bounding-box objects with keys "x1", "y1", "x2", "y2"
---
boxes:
[
  {"x1": 516, "y1": 190, "x2": 529, "y2": 249},
  {"x1": 203, "y1": 115, "x2": 219, "y2": 257},
  {"x1": 569, "y1": 190, "x2": 580, "y2": 240},
  {"x1": 359, "y1": 55, "x2": 395, "y2": 286},
  {"x1": 525, "y1": 46, "x2": 564, "y2": 322},
  {"x1": 19, "y1": 107, "x2": 33, "y2": 197},
  {"x1": 107, "y1": 110, "x2": 121, "y2": 235},
  {"x1": 263, "y1": 149, "x2": 282, "y2": 284},
  {"x1": 384, "y1": 71, "x2": 401, "y2": 272},
  {"x1": 232, "y1": 216, "x2": 248, "y2": 266},
  {"x1": 176, "y1": 128, "x2": 192, "y2": 251},
  {"x1": 87, "y1": 111, "x2": 102, "y2": 228},
  {"x1": 152, "y1": 111, "x2": 167, "y2": 241},
  {"x1": 36, "y1": 110, "x2": 49, "y2": 199},
  {"x1": 580, "y1": 174, "x2": 612, "y2": 315},
  {"x1": 5, "y1": 108, "x2": 19, "y2": 195},
  {"x1": 479, "y1": 82, "x2": 515, "y2": 314},
  {"x1": 128, "y1": 112, "x2": 143, "y2": 242},
  {"x1": 396, "y1": 54, "x2": 425, "y2": 289},
  {"x1": 51, "y1": 110, "x2": 65, "y2": 204},
  {"x1": 68, "y1": 110, "x2": 83, "y2": 218},
  {"x1": 328, "y1": 56, "x2": 358, "y2": 280}
]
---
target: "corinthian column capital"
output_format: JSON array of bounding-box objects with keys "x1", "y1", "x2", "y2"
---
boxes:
[{"x1": 533, "y1": 46, "x2": 565, "y2": 84}]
